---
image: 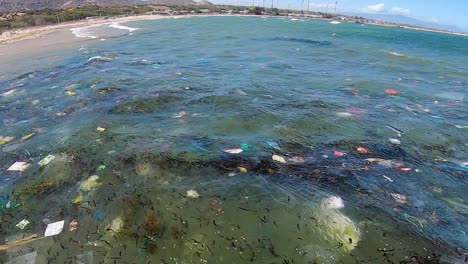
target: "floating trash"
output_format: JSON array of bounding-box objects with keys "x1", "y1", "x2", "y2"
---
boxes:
[
  {"x1": 272, "y1": 154, "x2": 286, "y2": 164},
  {"x1": 15, "y1": 219, "x2": 30, "y2": 229},
  {"x1": 266, "y1": 141, "x2": 280, "y2": 149},
  {"x1": 65, "y1": 90, "x2": 76, "y2": 96},
  {"x1": 44, "y1": 220, "x2": 65, "y2": 237},
  {"x1": 333, "y1": 150, "x2": 346, "y2": 157},
  {"x1": 224, "y1": 148, "x2": 243, "y2": 154},
  {"x1": 238, "y1": 166, "x2": 248, "y2": 173},
  {"x1": 96, "y1": 126, "x2": 106, "y2": 132},
  {"x1": 314, "y1": 196, "x2": 360, "y2": 252},
  {"x1": 69, "y1": 219, "x2": 78, "y2": 231},
  {"x1": 38, "y1": 155, "x2": 55, "y2": 166},
  {"x1": 186, "y1": 189, "x2": 200, "y2": 199},
  {"x1": 389, "y1": 138, "x2": 401, "y2": 145},
  {"x1": 391, "y1": 193, "x2": 408, "y2": 204},
  {"x1": 79, "y1": 175, "x2": 101, "y2": 192},
  {"x1": 7, "y1": 161, "x2": 31, "y2": 172},
  {"x1": 385, "y1": 88, "x2": 400, "y2": 95},
  {"x1": 21, "y1": 132, "x2": 35, "y2": 141},
  {"x1": 95, "y1": 210, "x2": 105, "y2": 221},
  {"x1": 0, "y1": 136, "x2": 15, "y2": 145},
  {"x1": 108, "y1": 216, "x2": 124, "y2": 233},
  {"x1": 386, "y1": 124, "x2": 405, "y2": 135},
  {"x1": 356, "y1": 146, "x2": 370, "y2": 154}
]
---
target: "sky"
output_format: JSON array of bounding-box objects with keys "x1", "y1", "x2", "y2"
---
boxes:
[{"x1": 206, "y1": 0, "x2": 468, "y2": 30}]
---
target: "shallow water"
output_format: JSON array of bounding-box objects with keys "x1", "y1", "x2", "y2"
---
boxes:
[{"x1": 0, "y1": 16, "x2": 467, "y2": 263}]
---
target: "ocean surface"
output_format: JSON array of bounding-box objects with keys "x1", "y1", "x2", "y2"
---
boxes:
[{"x1": 0, "y1": 16, "x2": 467, "y2": 263}]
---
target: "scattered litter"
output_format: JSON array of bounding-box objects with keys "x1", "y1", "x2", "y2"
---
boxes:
[
  {"x1": 228, "y1": 172, "x2": 236, "y2": 177},
  {"x1": 16, "y1": 219, "x2": 30, "y2": 229},
  {"x1": 69, "y1": 219, "x2": 78, "y2": 231},
  {"x1": 38, "y1": 155, "x2": 55, "y2": 166},
  {"x1": 356, "y1": 146, "x2": 370, "y2": 154},
  {"x1": 44, "y1": 220, "x2": 65, "y2": 237},
  {"x1": 365, "y1": 158, "x2": 392, "y2": 167},
  {"x1": 95, "y1": 210, "x2": 105, "y2": 221},
  {"x1": 336, "y1": 112, "x2": 352, "y2": 117},
  {"x1": 386, "y1": 124, "x2": 405, "y2": 136},
  {"x1": 288, "y1": 156, "x2": 305, "y2": 164},
  {"x1": 96, "y1": 126, "x2": 106, "y2": 132},
  {"x1": 71, "y1": 195, "x2": 83, "y2": 205},
  {"x1": 391, "y1": 193, "x2": 407, "y2": 204},
  {"x1": 240, "y1": 143, "x2": 249, "y2": 151},
  {"x1": 65, "y1": 90, "x2": 76, "y2": 96},
  {"x1": 173, "y1": 111, "x2": 188, "y2": 118},
  {"x1": 233, "y1": 88, "x2": 248, "y2": 96},
  {"x1": 266, "y1": 141, "x2": 280, "y2": 149},
  {"x1": 1, "y1": 89, "x2": 16, "y2": 97},
  {"x1": 97, "y1": 165, "x2": 106, "y2": 170},
  {"x1": 186, "y1": 189, "x2": 200, "y2": 199},
  {"x1": 455, "y1": 125, "x2": 468, "y2": 129},
  {"x1": 238, "y1": 167, "x2": 248, "y2": 173},
  {"x1": 21, "y1": 132, "x2": 35, "y2": 141},
  {"x1": 0, "y1": 136, "x2": 15, "y2": 145},
  {"x1": 399, "y1": 167, "x2": 412, "y2": 171},
  {"x1": 7, "y1": 161, "x2": 31, "y2": 172},
  {"x1": 333, "y1": 150, "x2": 346, "y2": 157},
  {"x1": 385, "y1": 88, "x2": 400, "y2": 95},
  {"x1": 224, "y1": 148, "x2": 243, "y2": 154},
  {"x1": 79, "y1": 175, "x2": 101, "y2": 192},
  {"x1": 272, "y1": 154, "x2": 286, "y2": 163},
  {"x1": 389, "y1": 138, "x2": 401, "y2": 145},
  {"x1": 108, "y1": 216, "x2": 124, "y2": 233},
  {"x1": 383, "y1": 175, "x2": 394, "y2": 182},
  {"x1": 315, "y1": 196, "x2": 360, "y2": 252}
]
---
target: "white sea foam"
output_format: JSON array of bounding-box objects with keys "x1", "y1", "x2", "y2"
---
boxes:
[
  {"x1": 87, "y1": 56, "x2": 112, "y2": 63},
  {"x1": 388, "y1": 51, "x2": 406, "y2": 57},
  {"x1": 70, "y1": 25, "x2": 100, "y2": 39},
  {"x1": 108, "y1": 22, "x2": 138, "y2": 32}
]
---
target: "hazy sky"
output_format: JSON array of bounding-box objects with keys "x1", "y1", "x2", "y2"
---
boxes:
[{"x1": 206, "y1": 0, "x2": 468, "y2": 30}]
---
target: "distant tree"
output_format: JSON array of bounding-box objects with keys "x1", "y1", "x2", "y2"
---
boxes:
[{"x1": 251, "y1": 6, "x2": 263, "y2": 15}]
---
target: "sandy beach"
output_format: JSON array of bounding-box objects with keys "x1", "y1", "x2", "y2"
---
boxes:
[{"x1": 0, "y1": 14, "x2": 172, "y2": 45}]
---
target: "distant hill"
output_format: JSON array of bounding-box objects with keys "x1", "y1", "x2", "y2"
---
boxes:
[
  {"x1": 345, "y1": 12, "x2": 466, "y2": 33},
  {"x1": 0, "y1": 0, "x2": 196, "y2": 13}
]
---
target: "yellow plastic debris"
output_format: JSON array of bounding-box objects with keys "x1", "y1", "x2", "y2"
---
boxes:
[
  {"x1": 65, "y1": 90, "x2": 76, "y2": 96},
  {"x1": 21, "y1": 133, "x2": 35, "y2": 141},
  {"x1": 96, "y1": 127, "x2": 106, "y2": 132},
  {"x1": 0, "y1": 136, "x2": 14, "y2": 145},
  {"x1": 272, "y1": 154, "x2": 286, "y2": 164},
  {"x1": 238, "y1": 167, "x2": 248, "y2": 173}
]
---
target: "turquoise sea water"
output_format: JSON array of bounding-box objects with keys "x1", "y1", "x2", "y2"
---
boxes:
[{"x1": 0, "y1": 16, "x2": 467, "y2": 263}]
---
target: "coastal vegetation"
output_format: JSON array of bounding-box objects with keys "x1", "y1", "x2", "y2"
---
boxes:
[{"x1": 0, "y1": 4, "x2": 322, "y2": 32}]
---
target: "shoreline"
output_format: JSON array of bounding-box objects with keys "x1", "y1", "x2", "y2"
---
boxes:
[
  {"x1": 1, "y1": 13, "x2": 467, "y2": 46},
  {"x1": 0, "y1": 14, "x2": 174, "y2": 45},
  {"x1": 0, "y1": 14, "x2": 255, "y2": 46}
]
